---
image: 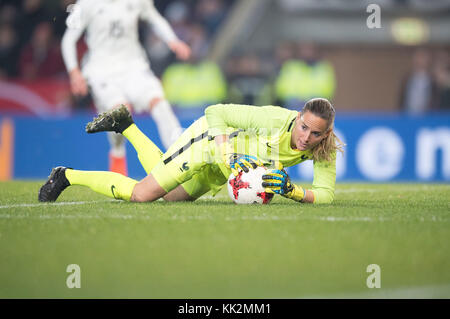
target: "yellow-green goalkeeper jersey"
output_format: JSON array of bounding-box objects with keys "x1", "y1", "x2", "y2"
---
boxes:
[{"x1": 205, "y1": 104, "x2": 336, "y2": 204}]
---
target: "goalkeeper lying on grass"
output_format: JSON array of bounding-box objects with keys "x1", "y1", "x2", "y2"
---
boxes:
[{"x1": 38, "y1": 98, "x2": 343, "y2": 204}]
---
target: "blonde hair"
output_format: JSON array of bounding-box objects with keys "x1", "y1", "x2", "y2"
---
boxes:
[{"x1": 301, "y1": 98, "x2": 344, "y2": 162}]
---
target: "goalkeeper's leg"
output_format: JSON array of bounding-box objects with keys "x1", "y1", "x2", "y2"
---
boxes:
[
  {"x1": 122, "y1": 124, "x2": 163, "y2": 174},
  {"x1": 68, "y1": 170, "x2": 170, "y2": 202},
  {"x1": 65, "y1": 169, "x2": 139, "y2": 201},
  {"x1": 64, "y1": 168, "x2": 221, "y2": 203},
  {"x1": 86, "y1": 105, "x2": 164, "y2": 174},
  {"x1": 38, "y1": 166, "x2": 138, "y2": 202},
  {"x1": 38, "y1": 166, "x2": 170, "y2": 202},
  {"x1": 69, "y1": 168, "x2": 180, "y2": 202}
]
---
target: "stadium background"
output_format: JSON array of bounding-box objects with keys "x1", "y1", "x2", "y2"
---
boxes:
[{"x1": 0, "y1": 0, "x2": 449, "y2": 182}]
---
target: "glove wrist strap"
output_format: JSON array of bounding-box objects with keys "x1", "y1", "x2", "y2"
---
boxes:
[{"x1": 284, "y1": 184, "x2": 305, "y2": 202}]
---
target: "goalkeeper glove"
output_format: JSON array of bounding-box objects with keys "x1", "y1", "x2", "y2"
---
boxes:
[
  {"x1": 262, "y1": 168, "x2": 306, "y2": 202},
  {"x1": 218, "y1": 142, "x2": 263, "y2": 176}
]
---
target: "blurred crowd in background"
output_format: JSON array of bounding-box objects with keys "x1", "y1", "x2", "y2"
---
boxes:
[{"x1": 0, "y1": 0, "x2": 449, "y2": 116}]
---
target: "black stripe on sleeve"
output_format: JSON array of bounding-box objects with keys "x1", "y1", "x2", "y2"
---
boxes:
[{"x1": 163, "y1": 129, "x2": 245, "y2": 165}]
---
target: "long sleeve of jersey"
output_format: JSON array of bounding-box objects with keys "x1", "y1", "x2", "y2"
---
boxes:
[
  {"x1": 140, "y1": 0, "x2": 178, "y2": 44},
  {"x1": 311, "y1": 153, "x2": 336, "y2": 204},
  {"x1": 205, "y1": 104, "x2": 292, "y2": 137},
  {"x1": 61, "y1": 0, "x2": 89, "y2": 72}
]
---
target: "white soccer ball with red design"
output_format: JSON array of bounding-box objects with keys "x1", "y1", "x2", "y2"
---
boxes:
[{"x1": 227, "y1": 166, "x2": 274, "y2": 204}]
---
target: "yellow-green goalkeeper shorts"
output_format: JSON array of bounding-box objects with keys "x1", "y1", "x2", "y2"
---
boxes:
[{"x1": 150, "y1": 116, "x2": 228, "y2": 199}]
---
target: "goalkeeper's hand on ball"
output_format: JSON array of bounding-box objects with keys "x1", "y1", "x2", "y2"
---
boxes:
[
  {"x1": 262, "y1": 168, "x2": 306, "y2": 202},
  {"x1": 228, "y1": 154, "x2": 264, "y2": 176},
  {"x1": 219, "y1": 143, "x2": 264, "y2": 176}
]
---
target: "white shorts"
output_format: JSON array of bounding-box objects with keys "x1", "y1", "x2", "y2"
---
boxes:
[{"x1": 88, "y1": 68, "x2": 165, "y2": 114}]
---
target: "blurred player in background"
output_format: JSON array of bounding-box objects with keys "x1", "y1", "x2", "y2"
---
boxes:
[{"x1": 61, "y1": 0, "x2": 191, "y2": 176}]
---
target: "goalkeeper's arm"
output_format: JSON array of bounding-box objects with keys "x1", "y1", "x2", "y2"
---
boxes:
[{"x1": 215, "y1": 135, "x2": 264, "y2": 176}]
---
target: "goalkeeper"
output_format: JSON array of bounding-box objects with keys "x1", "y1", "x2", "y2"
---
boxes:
[{"x1": 38, "y1": 98, "x2": 343, "y2": 204}]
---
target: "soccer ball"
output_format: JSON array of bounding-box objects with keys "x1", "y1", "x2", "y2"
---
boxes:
[{"x1": 227, "y1": 166, "x2": 274, "y2": 204}]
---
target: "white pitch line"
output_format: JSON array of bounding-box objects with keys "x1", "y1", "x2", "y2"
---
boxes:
[
  {"x1": 2, "y1": 186, "x2": 441, "y2": 209},
  {"x1": 0, "y1": 212, "x2": 448, "y2": 223},
  {"x1": 0, "y1": 200, "x2": 115, "y2": 210},
  {"x1": 224, "y1": 215, "x2": 449, "y2": 222},
  {"x1": 302, "y1": 283, "x2": 450, "y2": 299}
]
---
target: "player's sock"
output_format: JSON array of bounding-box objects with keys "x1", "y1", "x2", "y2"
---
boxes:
[
  {"x1": 109, "y1": 154, "x2": 128, "y2": 176},
  {"x1": 151, "y1": 99, "x2": 182, "y2": 149},
  {"x1": 65, "y1": 169, "x2": 138, "y2": 201},
  {"x1": 107, "y1": 132, "x2": 128, "y2": 176},
  {"x1": 122, "y1": 123, "x2": 163, "y2": 174}
]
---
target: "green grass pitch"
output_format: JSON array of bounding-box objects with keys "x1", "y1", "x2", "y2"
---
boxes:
[{"x1": 0, "y1": 181, "x2": 449, "y2": 298}]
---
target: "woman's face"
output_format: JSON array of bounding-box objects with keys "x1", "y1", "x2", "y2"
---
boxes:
[{"x1": 291, "y1": 111, "x2": 330, "y2": 151}]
